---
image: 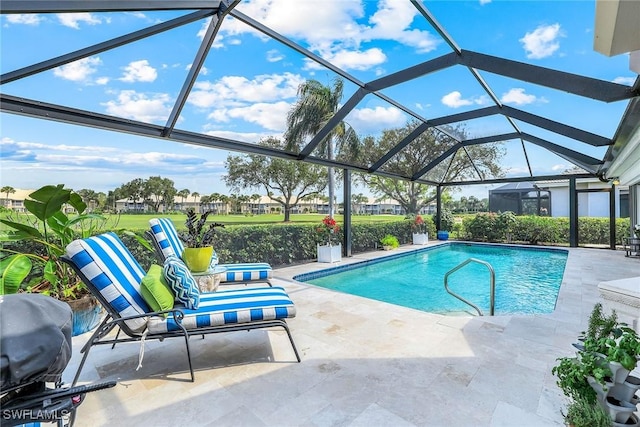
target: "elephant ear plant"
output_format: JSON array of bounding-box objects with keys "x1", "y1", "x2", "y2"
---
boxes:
[{"x1": 0, "y1": 184, "x2": 105, "y2": 300}]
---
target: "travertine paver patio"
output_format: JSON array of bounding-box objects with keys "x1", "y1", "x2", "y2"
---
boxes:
[{"x1": 65, "y1": 242, "x2": 640, "y2": 426}]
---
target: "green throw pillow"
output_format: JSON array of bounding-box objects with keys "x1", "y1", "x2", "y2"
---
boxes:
[{"x1": 140, "y1": 264, "x2": 175, "y2": 316}]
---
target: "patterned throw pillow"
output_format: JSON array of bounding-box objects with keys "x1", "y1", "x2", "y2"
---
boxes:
[
  {"x1": 140, "y1": 264, "x2": 174, "y2": 316},
  {"x1": 163, "y1": 255, "x2": 200, "y2": 310},
  {"x1": 209, "y1": 250, "x2": 219, "y2": 269}
]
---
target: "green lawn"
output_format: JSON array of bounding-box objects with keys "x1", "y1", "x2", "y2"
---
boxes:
[
  {"x1": 112, "y1": 213, "x2": 405, "y2": 229},
  {"x1": 0, "y1": 212, "x2": 405, "y2": 231}
]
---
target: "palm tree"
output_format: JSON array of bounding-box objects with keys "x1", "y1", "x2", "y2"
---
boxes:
[
  {"x1": 210, "y1": 192, "x2": 221, "y2": 214},
  {"x1": 219, "y1": 195, "x2": 229, "y2": 215},
  {"x1": 286, "y1": 77, "x2": 359, "y2": 218},
  {"x1": 191, "y1": 191, "x2": 200, "y2": 212},
  {"x1": 1, "y1": 185, "x2": 16, "y2": 201},
  {"x1": 177, "y1": 189, "x2": 190, "y2": 210}
]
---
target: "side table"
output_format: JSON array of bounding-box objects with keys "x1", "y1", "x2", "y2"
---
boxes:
[{"x1": 191, "y1": 266, "x2": 228, "y2": 293}]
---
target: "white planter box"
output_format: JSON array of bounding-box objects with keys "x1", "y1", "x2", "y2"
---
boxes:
[
  {"x1": 317, "y1": 243, "x2": 342, "y2": 263},
  {"x1": 412, "y1": 233, "x2": 429, "y2": 245}
]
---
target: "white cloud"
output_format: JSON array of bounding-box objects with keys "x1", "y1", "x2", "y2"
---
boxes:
[
  {"x1": 204, "y1": 129, "x2": 282, "y2": 144},
  {"x1": 520, "y1": 23, "x2": 563, "y2": 59},
  {"x1": 102, "y1": 90, "x2": 172, "y2": 123},
  {"x1": 551, "y1": 164, "x2": 567, "y2": 171},
  {"x1": 207, "y1": 101, "x2": 292, "y2": 131},
  {"x1": 56, "y1": 13, "x2": 102, "y2": 29},
  {"x1": 53, "y1": 57, "x2": 102, "y2": 82},
  {"x1": 500, "y1": 88, "x2": 539, "y2": 105},
  {"x1": 304, "y1": 48, "x2": 386, "y2": 71},
  {"x1": 613, "y1": 76, "x2": 635, "y2": 85},
  {"x1": 441, "y1": 91, "x2": 488, "y2": 108},
  {"x1": 119, "y1": 60, "x2": 157, "y2": 83},
  {"x1": 227, "y1": 0, "x2": 439, "y2": 71},
  {"x1": 362, "y1": 0, "x2": 440, "y2": 54},
  {"x1": 95, "y1": 77, "x2": 110, "y2": 85},
  {"x1": 348, "y1": 106, "x2": 405, "y2": 135},
  {"x1": 479, "y1": 0, "x2": 492, "y2": 4},
  {"x1": 185, "y1": 64, "x2": 209, "y2": 76},
  {"x1": 189, "y1": 72, "x2": 304, "y2": 109},
  {"x1": 266, "y1": 49, "x2": 284, "y2": 63},
  {"x1": 2, "y1": 139, "x2": 117, "y2": 153},
  {"x1": 5, "y1": 14, "x2": 43, "y2": 25}
]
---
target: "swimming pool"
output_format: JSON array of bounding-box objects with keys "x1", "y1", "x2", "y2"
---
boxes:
[{"x1": 294, "y1": 243, "x2": 568, "y2": 315}]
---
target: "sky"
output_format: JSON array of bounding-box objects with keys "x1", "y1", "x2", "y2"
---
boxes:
[{"x1": 0, "y1": 0, "x2": 637, "y2": 200}]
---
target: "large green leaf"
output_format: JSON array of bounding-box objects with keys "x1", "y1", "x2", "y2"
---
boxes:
[
  {"x1": 68, "y1": 192, "x2": 87, "y2": 214},
  {"x1": 24, "y1": 184, "x2": 70, "y2": 221},
  {"x1": 0, "y1": 254, "x2": 33, "y2": 295},
  {"x1": 0, "y1": 220, "x2": 43, "y2": 239}
]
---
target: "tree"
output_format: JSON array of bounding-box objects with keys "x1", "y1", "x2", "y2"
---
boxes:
[
  {"x1": 285, "y1": 77, "x2": 359, "y2": 218},
  {"x1": 1, "y1": 186, "x2": 16, "y2": 201},
  {"x1": 191, "y1": 192, "x2": 200, "y2": 212},
  {"x1": 210, "y1": 192, "x2": 221, "y2": 213},
  {"x1": 76, "y1": 188, "x2": 100, "y2": 212},
  {"x1": 351, "y1": 193, "x2": 369, "y2": 215},
  {"x1": 219, "y1": 195, "x2": 229, "y2": 215},
  {"x1": 118, "y1": 178, "x2": 145, "y2": 211},
  {"x1": 141, "y1": 176, "x2": 176, "y2": 213},
  {"x1": 177, "y1": 189, "x2": 190, "y2": 209},
  {"x1": 225, "y1": 137, "x2": 328, "y2": 222},
  {"x1": 360, "y1": 121, "x2": 504, "y2": 215}
]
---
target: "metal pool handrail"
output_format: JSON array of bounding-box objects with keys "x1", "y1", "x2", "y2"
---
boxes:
[{"x1": 444, "y1": 258, "x2": 495, "y2": 316}]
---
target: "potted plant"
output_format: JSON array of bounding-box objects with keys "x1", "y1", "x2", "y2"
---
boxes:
[
  {"x1": 563, "y1": 397, "x2": 612, "y2": 427},
  {"x1": 178, "y1": 209, "x2": 224, "y2": 272},
  {"x1": 380, "y1": 234, "x2": 399, "y2": 251},
  {"x1": 411, "y1": 214, "x2": 429, "y2": 245},
  {"x1": 437, "y1": 209, "x2": 454, "y2": 241},
  {"x1": 0, "y1": 185, "x2": 106, "y2": 335},
  {"x1": 316, "y1": 215, "x2": 341, "y2": 263}
]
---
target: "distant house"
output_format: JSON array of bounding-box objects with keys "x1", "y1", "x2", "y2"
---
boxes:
[
  {"x1": 1, "y1": 188, "x2": 31, "y2": 213},
  {"x1": 489, "y1": 179, "x2": 629, "y2": 218}
]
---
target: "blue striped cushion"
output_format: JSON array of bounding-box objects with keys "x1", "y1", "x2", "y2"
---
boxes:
[
  {"x1": 146, "y1": 286, "x2": 296, "y2": 334},
  {"x1": 220, "y1": 262, "x2": 272, "y2": 282},
  {"x1": 149, "y1": 218, "x2": 184, "y2": 260},
  {"x1": 163, "y1": 255, "x2": 199, "y2": 310},
  {"x1": 65, "y1": 232, "x2": 149, "y2": 334},
  {"x1": 149, "y1": 217, "x2": 273, "y2": 283}
]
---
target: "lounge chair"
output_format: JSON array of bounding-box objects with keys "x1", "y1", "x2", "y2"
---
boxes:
[
  {"x1": 147, "y1": 218, "x2": 272, "y2": 286},
  {"x1": 62, "y1": 232, "x2": 300, "y2": 384}
]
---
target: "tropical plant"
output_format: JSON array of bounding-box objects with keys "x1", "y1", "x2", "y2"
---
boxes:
[
  {"x1": 0, "y1": 184, "x2": 105, "y2": 300},
  {"x1": 0, "y1": 254, "x2": 32, "y2": 295},
  {"x1": 380, "y1": 234, "x2": 399, "y2": 249},
  {"x1": 285, "y1": 77, "x2": 360, "y2": 218},
  {"x1": 178, "y1": 209, "x2": 224, "y2": 248}
]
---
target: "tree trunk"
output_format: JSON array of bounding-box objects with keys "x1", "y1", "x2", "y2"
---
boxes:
[{"x1": 284, "y1": 205, "x2": 291, "y2": 222}]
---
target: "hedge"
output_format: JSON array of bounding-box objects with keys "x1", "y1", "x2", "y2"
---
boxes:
[
  {"x1": 2, "y1": 214, "x2": 630, "y2": 269},
  {"x1": 462, "y1": 214, "x2": 631, "y2": 246}
]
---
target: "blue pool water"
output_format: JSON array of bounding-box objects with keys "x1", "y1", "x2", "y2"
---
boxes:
[{"x1": 295, "y1": 243, "x2": 568, "y2": 315}]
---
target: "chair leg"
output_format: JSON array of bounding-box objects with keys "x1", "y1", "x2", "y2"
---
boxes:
[
  {"x1": 72, "y1": 332, "x2": 100, "y2": 386},
  {"x1": 177, "y1": 325, "x2": 195, "y2": 382},
  {"x1": 281, "y1": 322, "x2": 301, "y2": 362},
  {"x1": 111, "y1": 327, "x2": 121, "y2": 350}
]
